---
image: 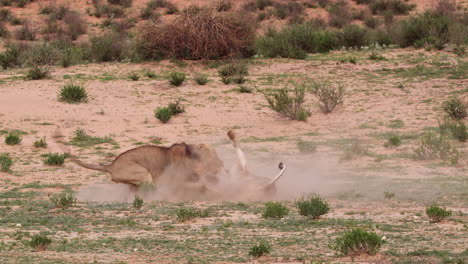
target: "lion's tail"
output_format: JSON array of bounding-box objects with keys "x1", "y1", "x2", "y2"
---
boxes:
[{"x1": 71, "y1": 158, "x2": 108, "y2": 172}]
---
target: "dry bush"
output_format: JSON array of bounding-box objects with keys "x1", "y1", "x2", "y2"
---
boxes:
[
  {"x1": 137, "y1": 7, "x2": 257, "y2": 59},
  {"x1": 15, "y1": 21, "x2": 36, "y2": 41},
  {"x1": 63, "y1": 11, "x2": 87, "y2": 40}
]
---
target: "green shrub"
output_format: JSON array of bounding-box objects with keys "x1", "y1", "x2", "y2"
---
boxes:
[
  {"x1": 263, "y1": 85, "x2": 311, "y2": 121},
  {"x1": 369, "y1": 0, "x2": 415, "y2": 15},
  {"x1": 295, "y1": 195, "x2": 330, "y2": 219},
  {"x1": 129, "y1": 72, "x2": 140, "y2": 81},
  {"x1": 154, "y1": 107, "x2": 172, "y2": 123},
  {"x1": 5, "y1": 132, "x2": 21, "y2": 145},
  {"x1": 176, "y1": 207, "x2": 210, "y2": 222},
  {"x1": 145, "y1": 71, "x2": 156, "y2": 78},
  {"x1": 0, "y1": 153, "x2": 13, "y2": 172},
  {"x1": 218, "y1": 62, "x2": 248, "y2": 84},
  {"x1": 34, "y1": 137, "x2": 47, "y2": 148},
  {"x1": 310, "y1": 82, "x2": 345, "y2": 114},
  {"x1": 249, "y1": 239, "x2": 271, "y2": 257},
  {"x1": 168, "y1": 72, "x2": 186, "y2": 86},
  {"x1": 442, "y1": 97, "x2": 467, "y2": 120},
  {"x1": 297, "y1": 140, "x2": 317, "y2": 153},
  {"x1": 414, "y1": 131, "x2": 459, "y2": 164},
  {"x1": 426, "y1": 205, "x2": 452, "y2": 223},
  {"x1": 30, "y1": 234, "x2": 52, "y2": 251},
  {"x1": 364, "y1": 16, "x2": 380, "y2": 29},
  {"x1": 26, "y1": 66, "x2": 50, "y2": 80},
  {"x1": 50, "y1": 191, "x2": 76, "y2": 209},
  {"x1": 0, "y1": 42, "x2": 24, "y2": 69},
  {"x1": 69, "y1": 128, "x2": 117, "y2": 147},
  {"x1": 262, "y1": 202, "x2": 289, "y2": 219},
  {"x1": 89, "y1": 32, "x2": 127, "y2": 62},
  {"x1": 445, "y1": 121, "x2": 467, "y2": 142},
  {"x1": 384, "y1": 135, "x2": 401, "y2": 147},
  {"x1": 58, "y1": 82, "x2": 88, "y2": 103},
  {"x1": 133, "y1": 196, "x2": 143, "y2": 209},
  {"x1": 332, "y1": 228, "x2": 385, "y2": 256},
  {"x1": 340, "y1": 24, "x2": 369, "y2": 48},
  {"x1": 15, "y1": 22, "x2": 36, "y2": 40},
  {"x1": 42, "y1": 153, "x2": 69, "y2": 166},
  {"x1": 194, "y1": 73, "x2": 209, "y2": 85},
  {"x1": 328, "y1": 1, "x2": 352, "y2": 28}
]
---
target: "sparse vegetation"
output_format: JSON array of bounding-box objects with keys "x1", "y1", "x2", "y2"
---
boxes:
[
  {"x1": 426, "y1": 205, "x2": 452, "y2": 223},
  {"x1": 442, "y1": 97, "x2": 467, "y2": 120},
  {"x1": 168, "y1": 72, "x2": 186, "y2": 86},
  {"x1": 332, "y1": 228, "x2": 385, "y2": 256},
  {"x1": 384, "y1": 191, "x2": 395, "y2": 200},
  {"x1": 415, "y1": 131, "x2": 459, "y2": 164},
  {"x1": 34, "y1": 137, "x2": 47, "y2": 148},
  {"x1": 129, "y1": 72, "x2": 140, "y2": 81},
  {"x1": 176, "y1": 207, "x2": 210, "y2": 222},
  {"x1": 133, "y1": 196, "x2": 143, "y2": 209},
  {"x1": 0, "y1": 152, "x2": 13, "y2": 172},
  {"x1": 238, "y1": 85, "x2": 253, "y2": 93},
  {"x1": 384, "y1": 135, "x2": 401, "y2": 147},
  {"x1": 310, "y1": 82, "x2": 345, "y2": 114},
  {"x1": 167, "y1": 99, "x2": 185, "y2": 115},
  {"x1": 58, "y1": 82, "x2": 88, "y2": 103},
  {"x1": 69, "y1": 128, "x2": 117, "y2": 147},
  {"x1": 194, "y1": 73, "x2": 209, "y2": 85},
  {"x1": 50, "y1": 191, "x2": 76, "y2": 209},
  {"x1": 5, "y1": 132, "x2": 21, "y2": 145},
  {"x1": 295, "y1": 195, "x2": 330, "y2": 219},
  {"x1": 26, "y1": 66, "x2": 50, "y2": 80},
  {"x1": 249, "y1": 239, "x2": 271, "y2": 258},
  {"x1": 297, "y1": 140, "x2": 317, "y2": 153},
  {"x1": 30, "y1": 234, "x2": 52, "y2": 251},
  {"x1": 42, "y1": 153, "x2": 69, "y2": 166},
  {"x1": 262, "y1": 202, "x2": 289, "y2": 219},
  {"x1": 154, "y1": 107, "x2": 172, "y2": 123},
  {"x1": 263, "y1": 85, "x2": 311, "y2": 121},
  {"x1": 219, "y1": 62, "x2": 248, "y2": 85}
]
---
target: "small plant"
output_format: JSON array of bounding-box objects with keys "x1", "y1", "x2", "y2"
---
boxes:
[
  {"x1": 42, "y1": 153, "x2": 69, "y2": 166},
  {"x1": 332, "y1": 228, "x2": 385, "y2": 256},
  {"x1": 69, "y1": 128, "x2": 117, "y2": 148},
  {"x1": 238, "y1": 85, "x2": 253, "y2": 93},
  {"x1": 167, "y1": 98, "x2": 185, "y2": 115},
  {"x1": 5, "y1": 132, "x2": 21, "y2": 145},
  {"x1": 368, "y1": 51, "x2": 387, "y2": 61},
  {"x1": 0, "y1": 152, "x2": 13, "y2": 172},
  {"x1": 176, "y1": 207, "x2": 210, "y2": 222},
  {"x1": 30, "y1": 234, "x2": 52, "y2": 251},
  {"x1": 415, "y1": 131, "x2": 459, "y2": 163},
  {"x1": 442, "y1": 97, "x2": 467, "y2": 120},
  {"x1": 219, "y1": 62, "x2": 248, "y2": 85},
  {"x1": 311, "y1": 82, "x2": 345, "y2": 114},
  {"x1": 384, "y1": 191, "x2": 395, "y2": 200},
  {"x1": 384, "y1": 135, "x2": 401, "y2": 147},
  {"x1": 426, "y1": 204, "x2": 452, "y2": 223},
  {"x1": 133, "y1": 196, "x2": 144, "y2": 209},
  {"x1": 262, "y1": 202, "x2": 289, "y2": 219},
  {"x1": 221, "y1": 76, "x2": 232, "y2": 84},
  {"x1": 233, "y1": 75, "x2": 246, "y2": 84},
  {"x1": 168, "y1": 72, "x2": 186, "y2": 86},
  {"x1": 297, "y1": 140, "x2": 317, "y2": 153},
  {"x1": 145, "y1": 71, "x2": 156, "y2": 78},
  {"x1": 445, "y1": 121, "x2": 467, "y2": 142},
  {"x1": 194, "y1": 73, "x2": 209, "y2": 85},
  {"x1": 33, "y1": 137, "x2": 47, "y2": 148},
  {"x1": 129, "y1": 72, "x2": 140, "y2": 81},
  {"x1": 58, "y1": 82, "x2": 88, "y2": 103},
  {"x1": 50, "y1": 191, "x2": 76, "y2": 209},
  {"x1": 263, "y1": 84, "x2": 311, "y2": 121},
  {"x1": 249, "y1": 239, "x2": 271, "y2": 258},
  {"x1": 295, "y1": 195, "x2": 330, "y2": 219},
  {"x1": 154, "y1": 107, "x2": 172, "y2": 123},
  {"x1": 26, "y1": 66, "x2": 50, "y2": 80}
]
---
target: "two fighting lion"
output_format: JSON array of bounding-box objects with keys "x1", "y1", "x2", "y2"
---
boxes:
[{"x1": 57, "y1": 130, "x2": 286, "y2": 200}]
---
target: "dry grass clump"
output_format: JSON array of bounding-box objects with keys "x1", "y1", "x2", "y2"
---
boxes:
[{"x1": 137, "y1": 6, "x2": 257, "y2": 59}]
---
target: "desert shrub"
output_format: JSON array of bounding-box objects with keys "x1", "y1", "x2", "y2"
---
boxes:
[
  {"x1": 297, "y1": 140, "x2": 317, "y2": 153},
  {"x1": 0, "y1": 42, "x2": 26, "y2": 69},
  {"x1": 108, "y1": 0, "x2": 133, "y2": 8},
  {"x1": 441, "y1": 120, "x2": 467, "y2": 142},
  {"x1": 42, "y1": 153, "x2": 69, "y2": 166},
  {"x1": 176, "y1": 207, "x2": 210, "y2": 222},
  {"x1": 442, "y1": 97, "x2": 467, "y2": 120},
  {"x1": 218, "y1": 62, "x2": 248, "y2": 84},
  {"x1": 129, "y1": 72, "x2": 140, "y2": 81},
  {"x1": 167, "y1": 99, "x2": 185, "y2": 115},
  {"x1": 368, "y1": 51, "x2": 387, "y2": 60},
  {"x1": 339, "y1": 24, "x2": 369, "y2": 48},
  {"x1": 26, "y1": 66, "x2": 50, "y2": 80},
  {"x1": 5, "y1": 132, "x2": 21, "y2": 145},
  {"x1": 15, "y1": 22, "x2": 36, "y2": 41},
  {"x1": 256, "y1": 23, "x2": 339, "y2": 59},
  {"x1": 364, "y1": 16, "x2": 380, "y2": 29},
  {"x1": 369, "y1": 0, "x2": 415, "y2": 15},
  {"x1": 34, "y1": 137, "x2": 47, "y2": 148},
  {"x1": 0, "y1": 21, "x2": 8, "y2": 37},
  {"x1": 0, "y1": 8, "x2": 11, "y2": 21},
  {"x1": 332, "y1": 228, "x2": 385, "y2": 256},
  {"x1": 22, "y1": 42, "x2": 62, "y2": 66},
  {"x1": 0, "y1": 153, "x2": 13, "y2": 172},
  {"x1": 145, "y1": 70, "x2": 156, "y2": 78},
  {"x1": 30, "y1": 234, "x2": 52, "y2": 251},
  {"x1": 453, "y1": 45, "x2": 466, "y2": 57},
  {"x1": 154, "y1": 107, "x2": 172, "y2": 123},
  {"x1": 328, "y1": 1, "x2": 352, "y2": 28},
  {"x1": 215, "y1": 0, "x2": 232, "y2": 12},
  {"x1": 415, "y1": 131, "x2": 459, "y2": 164},
  {"x1": 426, "y1": 205, "x2": 452, "y2": 223},
  {"x1": 384, "y1": 134, "x2": 401, "y2": 147},
  {"x1": 63, "y1": 11, "x2": 87, "y2": 40},
  {"x1": 147, "y1": 0, "x2": 171, "y2": 8},
  {"x1": 137, "y1": 7, "x2": 257, "y2": 59},
  {"x1": 310, "y1": 82, "x2": 345, "y2": 114},
  {"x1": 263, "y1": 85, "x2": 311, "y2": 121},
  {"x1": 262, "y1": 202, "x2": 289, "y2": 219},
  {"x1": 295, "y1": 195, "x2": 330, "y2": 219},
  {"x1": 384, "y1": 191, "x2": 395, "y2": 200},
  {"x1": 58, "y1": 82, "x2": 88, "y2": 103},
  {"x1": 133, "y1": 196, "x2": 143, "y2": 209},
  {"x1": 168, "y1": 72, "x2": 186, "y2": 86},
  {"x1": 238, "y1": 85, "x2": 253, "y2": 93},
  {"x1": 50, "y1": 191, "x2": 76, "y2": 208},
  {"x1": 233, "y1": 75, "x2": 246, "y2": 84},
  {"x1": 89, "y1": 32, "x2": 128, "y2": 62},
  {"x1": 249, "y1": 239, "x2": 271, "y2": 257},
  {"x1": 69, "y1": 128, "x2": 116, "y2": 147},
  {"x1": 193, "y1": 73, "x2": 209, "y2": 85}
]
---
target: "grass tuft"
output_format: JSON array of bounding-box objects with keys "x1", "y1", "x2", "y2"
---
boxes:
[
  {"x1": 262, "y1": 202, "x2": 289, "y2": 219},
  {"x1": 332, "y1": 228, "x2": 385, "y2": 256},
  {"x1": 295, "y1": 194, "x2": 330, "y2": 219}
]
